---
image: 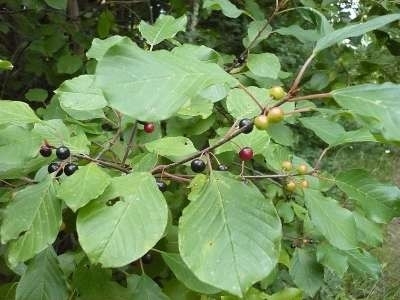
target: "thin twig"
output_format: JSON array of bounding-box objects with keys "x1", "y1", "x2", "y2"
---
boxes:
[
  {"x1": 237, "y1": 83, "x2": 264, "y2": 111},
  {"x1": 74, "y1": 154, "x2": 131, "y2": 173},
  {"x1": 161, "y1": 172, "x2": 191, "y2": 183},
  {"x1": 95, "y1": 127, "x2": 122, "y2": 160},
  {"x1": 121, "y1": 122, "x2": 138, "y2": 165},
  {"x1": 314, "y1": 147, "x2": 330, "y2": 170},
  {"x1": 289, "y1": 53, "x2": 316, "y2": 94},
  {"x1": 288, "y1": 92, "x2": 331, "y2": 102}
]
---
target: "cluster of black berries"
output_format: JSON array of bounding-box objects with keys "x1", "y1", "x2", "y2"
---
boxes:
[{"x1": 40, "y1": 144, "x2": 78, "y2": 177}]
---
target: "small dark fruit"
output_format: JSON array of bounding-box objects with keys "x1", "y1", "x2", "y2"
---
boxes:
[
  {"x1": 239, "y1": 147, "x2": 254, "y2": 161},
  {"x1": 218, "y1": 164, "x2": 229, "y2": 171},
  {"x1": 141, "y1": 252, "x2": 152, "y2": 264},
  {"x1": 156, "y1": 180, "x2": 167, "y2": 192},
  {"x1": 48, "y1": 162, "x2": 62, "y2": 176},
  {"x1": 39, "y1": 145, "x2": 52, "y2": 157},
  {"x1": 144, "y1": 122, "x2": 155, "y2": 133},
  {"x1": 191, "y1": 159, "x2": 206, "y2": 173},
  {"x1": 64, "y1": 163, "x2": 78, "y2": 176},
  {"x1": 238, "y1": 118, "x2": 253, "y2": 134},
  {"x1": 56, "y1": 146, "x2": 70, "y2": 160}
]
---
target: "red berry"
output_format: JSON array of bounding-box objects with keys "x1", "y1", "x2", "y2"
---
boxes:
[
  {"x1": 144, "y1": 122, "x2": 155, "y2": 133},
  {"x1": 239, "y1": 147, "x2": 253, "y2": 161}
]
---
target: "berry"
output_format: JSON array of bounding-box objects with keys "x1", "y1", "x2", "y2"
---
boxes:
[
  {"x1": 218, "y1": 164, "x2": 228, "y2": 171},
  {"x1": 269, "y1": 86, "x2": 286, "y2": 100},
  {"x1": 297, "y1": 164, "x2": 308, "y2": 175},
  {"x1": 239, "y1": 147, "x2": 253, "y2": 161},
  {"x1": 64, "y1": 163, "x2": 78, "y2": 176},
  {"x1": 48, "y1": 162, "x2": 62, "y2": 176},
  {"x1": 39, "y1": 145, "x2": 52, "y2": 157},
  {"x1": 191, "y1": 159, "x2": 206, "y2": 173},
  {"x1": 254, "y1": 115, "x2": 269, "y2": 130},
  {"x1": 282, "y1": 160, "x2": 293, "y2": 171},
  {"x1": 141, "y1": 252, "x2": 152, "y2": 264},
  {"x1": 56, "y1": 146, "x2": 70, "y2": 160},
  {"x1": 156, "y1": 180, "x2": 167, "y2": 192},
  {"x1": 286, "y1": 181, "x2": 296, "y2": 192},
  {"x1": 267, "y1": 107, "x2": 284, "y2": 123},
  {"x1": 144, "y1": 122, "x2": 155, "y2": 133},
  {"x1": 238, "y1": 118, "x2": 253, "y2": 134},
  {"x1": 300, "y1": 179, "x2": 309, "y2": 189}
]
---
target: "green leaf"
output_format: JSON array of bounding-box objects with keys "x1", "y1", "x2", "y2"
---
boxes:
[
  {"x1": 16, "y1": 248, "x2": 68, "y2": 300},
  {"x1": 247, "y1": 53, "x2": 280, "y2": 78},
  {"x1": 1, "y1": 177, "x2": 61, "y2": 265},
  {"x1": 316, "y1": 243, "x2": 348, "y2": 278},
  {"x1": 289, "y1": 248, "x2": 324, "y2": 297},
  {"x1": 276, "y1": 25, "x2": 320, "y2": 43},
  {"x1": 25, "y1": 88, "x2": 48, "y2": 103},
  {"x1": 86, "y1": 36, "x2": 126, "y2": 61},
  {"x1": 95, "y1": 39, "x2": 235, "y2": 121},
  {"x1": 243, "y1": 20, "x2": 271, "y2": 48},
  {"x1": 0, "y1": 59, "x2": 13, "y2": 70},
  {"x1": 314, "y1": 14, "x2": 400, "y2": 53},
  {"x1": 57, "y1": 163, "x2": 111, "y2": 212},
  {"x1": 0, "y1": 283, "x2": 16, "y2": 300},
  {"x1": 0, "y1": 101, "x2": 40, "y2": 124},
  {"x1": 304, "y1": 189, "x2": 357, "y2": 250},
  {"x1": 353, "y1": 212, "x2": 383, "y2": 247},
  {"x1": 127, "y1": 274, "x2": 169, "y2": 300},
  {"x1": 331, "y1": 83, "x2": 400, "y2": 142},
  {"x1": 161, "y1": 252, "x2": 220, "y2": 294},
  {"x1": 299, "y1": 116, "x2": 376, "y2": 146},
  {"x1": 335, "y1": 169, "x2": 400, "y2": 223},
  {"x1": 267, "y1": 123, "x2": 294, "y2": 147},
  {"x1": 77, "y1": 173, "x2": 168, "y2": 267},
  {"x1": 179, "y1": 172, "x2": 282, "y2": 297},
  {"x1": 268, "y1": 287, "x2": 303, "y2": 300},
  {"x1": 172, "y1": 44, "x2": 222, "y2": 64},
  {"x1": 344, "y1": 249, "x2": 381, "y2": 279},
  {"x1": 44, "y1": 0, "x2": 67, "y2": 9},
  {"x1": 139, "y1": 15, "x2": 187, "y2": 46},
  {"x1": 144, "y1": 137, "x2": 198, "y2": 162},
  {"x1": 56, "y1": 54, "x2": 82, "y2": 74},
  {"x1": 203, "y1": 0, "x2": 243, "y2": 18},
  {"x1": 226, "y1": 86, "x2": 269, "y2": 119}
]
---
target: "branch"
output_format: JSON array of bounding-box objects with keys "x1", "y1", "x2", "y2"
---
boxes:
[
  {"x1": 288, "y1": 92, "x2": 332, "y2": 102},
  {"x1": 288, "y1": 53, "x2": 316, "y2": 94},
  {"x1": 74, "y1": 154, "x2": 131, "y2": 173},
  {"x1": 237, "y1": 83, "x2": 264, "y2": 111},
  {"x1": 313, "y1": 147, "x2": 330, "y2": 171},
  {"x1": 121, "y1": 121, "x2": 138, "y2": 165}
]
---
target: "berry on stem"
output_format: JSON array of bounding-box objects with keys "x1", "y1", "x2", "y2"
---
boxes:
[
  {"x1": 297, "y1": 164, "x2": 308, "y2": 175},
  {"x1": 56, "y1": 146, "x2": 70, "y2": 160},
  {"x1": 156, "y1": 180, "x2": 167, "y2": 192},
  {"x1": 238, "y1": 118, "x2": 253, "y2": 134},
  {"x1": 282, "y1": 160, "x2": 293, "y2": 171},
  {"x1": 191, "y1": 159, "x2": 206, "y2": 173},
  {"x1": 269, "y1": 86, "x2": 286, "y2": 100},
  {"x1": 300, "y1": 179, "x2": 309, "y2": 189},
  {"x1": 141, "y1": 252, "x2": 152, "y2": 264},
  {"x1": 254, "y1": 115, "x2": 269, "y2": 130},
  {"x1": 267, "y1": 107, "x2": 284, "y2": 123},
  {"x1": 64, "y1": 163, "x2": 78, "y2": 176},
  {"x1": 39, "y1": 145, "x2": 52, "y2": 157},
  {"x1": 286, "y1": 181, "x2": 296, "y2": 192},
  {"x1": 239, "y1": 147, "x2": 253, "y2": 161},
  {"x1": 48, "y1": 162, "x2": 62, "y2": 177},
  {"x1": 144, "y1": 122, "x2": 155, "y2": 133}
]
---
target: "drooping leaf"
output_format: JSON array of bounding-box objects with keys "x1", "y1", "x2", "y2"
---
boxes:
[
  {"x1": 344, "y1": 249, "x2": 381, "y2": 279},
  {"x1": 203, "y1": 0, "x2": 243, "y2": 18},
  {"x1": 304, "y1": 189, "x2": 358, "y2": 250},
  {"x1": 161, "y1": 252, "x2": 220, "y2": 294},
  {"x1": 353, "y1": 212, "x2": 383, "y2": 247},
  {"x1": 94, "y1": 39, "x2": 235, "y2": 121},
  {"x1": 16, "y1": 248, "x2": 68, "y2": 300},
  {"x1": 144, "y1": 136, "x2": 198, "y2": 162},
  {"x1": 335, "y1": 169, "x2": 400, "y2": 223},
  {"x1": 332, "y1": 83, "x2": 400, "y2": 142},
  {"x1": 127, "y1": 274, "x2": 170, "y2": 300},
  {"x1": 179, "y1": 172, "x2": 282, "y2": 297},
  {"x1": 247, "y1": 53, "x2": 280, "y2": 78},
  {"x1": 316, "y1": 243, "x2": 348, "y2": 278},
  {"x1": 77, "y1": 173, "x2": 168, "y2": 267},
  {"x1": 0, "y1": 101, "x2": 40, "y2": 125},
  {"x1": 57, "y1": 163, "x2": 111, "y2": 212},
  {"x1": 1, "y1": 177, "x2": 61, "y2": 265},
  {"x1": 314, "y1": 14, "x2": 400, "y2": 53},
  {"x1": 86, "y1": 36, "x2": 126, "y2": 61},
  {"x1": 139, "y1": 15, "x2": 187, "y2": 46},
  {"x1": 289, "y1": 248, "x2": 324, "y2": 297}
]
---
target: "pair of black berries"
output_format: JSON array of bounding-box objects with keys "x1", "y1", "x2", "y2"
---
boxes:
[
  {"x1": 40, "y1": 145, "x2": 78, "y2": 176},
  {"x1": 190, "y1": 159, "x2": 228, "y2": 173}
]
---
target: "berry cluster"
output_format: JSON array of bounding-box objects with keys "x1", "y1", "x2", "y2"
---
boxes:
[
  {"x1": 281, "y1": 161, "x2": 310, "y2": 192},
  {"x1": 39, "y1": 144, "x2": 78, "y2": 177}
]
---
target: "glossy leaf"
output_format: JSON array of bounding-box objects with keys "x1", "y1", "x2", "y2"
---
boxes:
[
  {"x1": 16, "y1": 248, "x2": 68, "y2": 300},
  {"x1": 247, "y1": 53, "x2": 280, "y2": 78},
  {"x1": 335, "y1": 169, "x2": 400, "y2": 223},
  {"x1": 127, "y1": 274, "x2": 169, "y2": 300},
  {"x1": 304, "y1": 189, "x2": 357, "y2": 250},
  {"x1": 332, "y1": 83, "x2": 400, "y2": 142},
  {"x1": 77, "y1": 173, "x2": 168, "y2": 267},
  {"x1": 1, "y1": 177, "x2": 61, "y2": 265},
  {"x1": 57, "y1": 163, "x2": 111, "y2": 212},
  {"x1": 179, "y1": 172, "x2": 282, "y2": 297},
  {"x1": 145, "y1": 136, "x2": 198, "y2": 162},
  {"x1": 314, "y1": 14, "x2": 400, "y2": 53},
  {"x1": 0, "y1": 101, "x2": 40, "y2": 125},
  {"x1": 94, "y1": 39, "x2": 235, "y2": 121},
  {"x1": 139, "y1": 15, "x2": 187, "y2": 46}
]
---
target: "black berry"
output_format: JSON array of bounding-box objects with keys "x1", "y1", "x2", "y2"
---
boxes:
[
  {"x1": 48, "y1": 162, "x2": 62, "y2": 176},
  {"x1": 156, "y1": 180, "x2": 167, "y2": 192},
  {"x1": 64, "y1": 163, "x2": 78, "y2": 176},
  {"x1": 141, "y1": 252, "x2": 152, "y2": 264},
  {"x1": 56, "y1": 146, "x2": 70, "y2": 160},
  {"x1": 218, "y1": 164, "x2": 228, "y2": 171},
  {"x1": 39, "y1": 145, "x2": 52, "y2": 157},
  {"x1": 238, "y1": 118, "x2": 253, "y2": 134},
  {"x1": 191, "y1": 159, "x2": 206, "y2": 173}
]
